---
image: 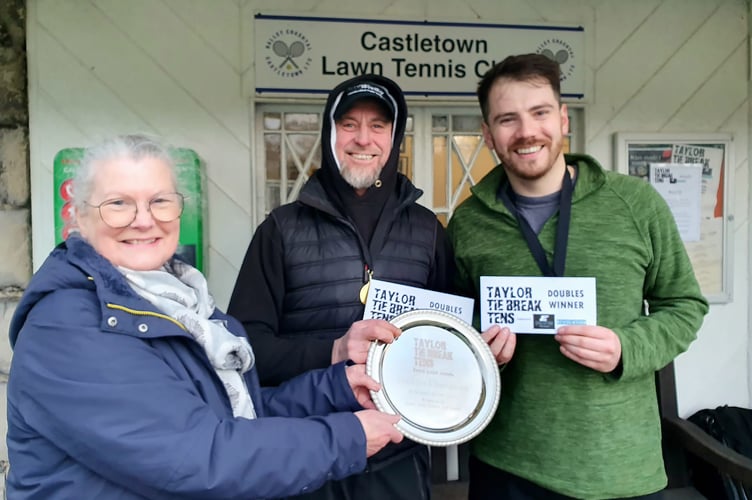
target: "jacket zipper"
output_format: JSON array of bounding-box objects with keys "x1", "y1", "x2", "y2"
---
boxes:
[{"x1": 106, "y1": 303, "x2": 186, "y2": 330}]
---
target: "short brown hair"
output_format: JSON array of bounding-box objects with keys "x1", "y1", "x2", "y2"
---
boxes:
[{"x1": 476, "y1": 53, "x2": 562, "y2": 123}]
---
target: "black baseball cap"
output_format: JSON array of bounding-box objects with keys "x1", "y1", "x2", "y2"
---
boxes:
[{"x1": 333, "y1": 81, "x2": 397, "y2": 122}]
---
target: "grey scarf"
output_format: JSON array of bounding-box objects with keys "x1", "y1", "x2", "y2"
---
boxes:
[{"x1": 119, "y1": 259, "x2": 256, "y2": 419}]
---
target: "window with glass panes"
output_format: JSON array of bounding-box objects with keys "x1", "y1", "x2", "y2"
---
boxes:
[{"x1": 256, "y1": 105, "x2": 582, "y2": 225}]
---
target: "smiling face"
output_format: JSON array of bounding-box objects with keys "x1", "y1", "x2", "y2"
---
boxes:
[
  {"x1": 334, "y1": 100, "x2": 393, "y2": 195},
  {"x1": 76, "y1": 156, "x2": 180, "y2": 271},
  {"x1": 482, "y1": 76, "x2": 569, "y2": 196}
]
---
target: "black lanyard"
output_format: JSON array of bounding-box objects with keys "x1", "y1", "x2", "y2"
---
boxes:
[{"x1": 498, "y1": 167, "x2": 574, "y2": 277}]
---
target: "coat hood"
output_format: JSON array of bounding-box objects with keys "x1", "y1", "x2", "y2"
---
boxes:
[
  {"x1": 8, "y1": 236, "x2": 164, "y2": 349},
  {"x1": 317, "y1": 74, "x2": 408, "y2": 211},
  {"x1": 9, "y1": 240, "x2": 91, "y2": 348}
]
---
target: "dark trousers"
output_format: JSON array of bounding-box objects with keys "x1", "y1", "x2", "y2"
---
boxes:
[
  {"x1": 287, "y1": 445, "x2": 431, "y2": 500},
  {"x1": 468, "y1": 455, "x2": 664, "y2": 500}
]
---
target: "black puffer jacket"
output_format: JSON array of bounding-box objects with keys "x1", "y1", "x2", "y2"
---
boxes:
[{"x1": 228, "y1": 74, "x2": 454, "y2": 385}]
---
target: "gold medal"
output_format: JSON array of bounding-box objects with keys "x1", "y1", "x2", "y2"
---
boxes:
[
  {"x1": 359, "y1": 268, "x2": 374, "y2": 304},
  {"x1": 359, "y1": 282, "x2": 370, "y2": 304}
]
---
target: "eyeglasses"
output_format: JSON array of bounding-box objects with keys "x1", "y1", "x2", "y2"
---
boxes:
[{"x1": 85, "y1": 193, "x2": 185, "y2": 228}]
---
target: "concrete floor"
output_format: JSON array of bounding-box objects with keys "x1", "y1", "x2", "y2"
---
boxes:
[{"x1": 432, "y1": 481, "x2": 468, "y2": 500}]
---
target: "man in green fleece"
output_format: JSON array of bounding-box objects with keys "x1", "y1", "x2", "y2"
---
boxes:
[{"x1": 447, "y1": 53, "x2": 709, "y2": 499}]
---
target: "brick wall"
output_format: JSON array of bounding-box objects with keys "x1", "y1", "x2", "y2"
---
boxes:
[{"x1": 0, "y1": 0, "x2": 30, "y2": 489}]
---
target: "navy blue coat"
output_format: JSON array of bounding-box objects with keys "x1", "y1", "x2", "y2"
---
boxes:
[{"x1": 6, "y1": 236, "x2": 367, "y2": 499}]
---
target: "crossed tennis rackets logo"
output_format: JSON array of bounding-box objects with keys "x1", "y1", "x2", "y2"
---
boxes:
[
  {"x1": 272, "y1": 40, "x2": 306, "y2": 70},
  {"x1": 537, "y1": 38, "x2": 576, "y2": 83},
  {"x1": 264, "y1": 29, "x2": 313, "y2": 77}
]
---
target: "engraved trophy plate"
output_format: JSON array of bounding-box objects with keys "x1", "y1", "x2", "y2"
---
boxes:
[{"x1": 366, "y1": 310, "x2": 501, "y2": 447}]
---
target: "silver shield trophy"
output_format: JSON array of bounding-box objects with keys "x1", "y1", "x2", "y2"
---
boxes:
[{"x1": 366, "y1": 309, "x2": 501, "y2": 446}]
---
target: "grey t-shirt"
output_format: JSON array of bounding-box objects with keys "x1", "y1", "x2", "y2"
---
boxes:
[{"x1": 515, "y1": 190, "x2": 561, "y2": 234}]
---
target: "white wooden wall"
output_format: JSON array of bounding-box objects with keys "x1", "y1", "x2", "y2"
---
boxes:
[{"x1": 27, "y1": 0, "x2": 750, "y2": 418}]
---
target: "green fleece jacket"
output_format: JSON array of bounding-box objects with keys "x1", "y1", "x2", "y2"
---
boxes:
[{"x1": 447, "y1": 154, "x2": 708, "y2": 499}]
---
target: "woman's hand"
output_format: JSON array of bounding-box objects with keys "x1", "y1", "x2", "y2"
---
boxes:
[
  {"x1": 354, "y1": 410, "x2": 403, "y2": 457},
  {"x1": 345, "y1": 364, "x2": 380, "y2": 409}
]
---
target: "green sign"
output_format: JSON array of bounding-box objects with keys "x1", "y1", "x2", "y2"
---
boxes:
[{"x1": 53, "y1": 147, "x2": 205, "y2": 271}]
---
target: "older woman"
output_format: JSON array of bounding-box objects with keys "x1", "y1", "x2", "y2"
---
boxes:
[{"x1": 6, "y1": 134, "x2": 404, "y2": 499}]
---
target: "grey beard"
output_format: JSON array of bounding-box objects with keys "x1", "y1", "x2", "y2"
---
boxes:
[{"x1": 341, "y1": 165, "x2": 382, "y2": 190}]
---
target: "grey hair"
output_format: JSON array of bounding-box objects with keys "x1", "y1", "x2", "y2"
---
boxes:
[{"x1": 72, "y1": 134, "x2": 178, "y2": 212}]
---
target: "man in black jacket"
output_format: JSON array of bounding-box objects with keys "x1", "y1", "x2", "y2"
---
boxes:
[{"x1": 228, "y1": 74, "x2": 454, "y2": 500}]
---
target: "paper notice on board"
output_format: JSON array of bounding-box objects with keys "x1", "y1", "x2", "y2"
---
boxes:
[
  {"x1": 671, "y1": 144, "x2": 724, "y2": 217},
  {"x1": 649, "y1": 163, "x2": 702, "y2": 242}
]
